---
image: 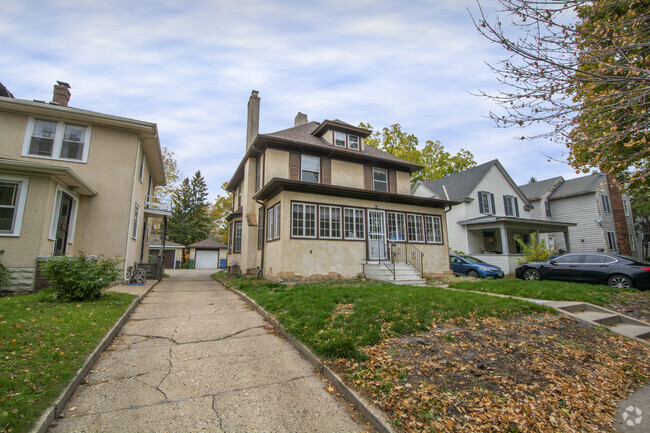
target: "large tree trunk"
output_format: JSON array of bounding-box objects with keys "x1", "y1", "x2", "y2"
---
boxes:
[{"x1": 606, "y1": 174, "x2": 631, "y2": 255}]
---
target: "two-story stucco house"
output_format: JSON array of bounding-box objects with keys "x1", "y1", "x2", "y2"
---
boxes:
[
  {"x1": 225, "y1": 91, "x2": 455, "y2": 283},
  {"x1": 0, "y1": 82, "x2": 170, "y2": 292},
  {"x1": 519, "y1": 174, "x2": 641, "y2": 259},
  {"x1": 412, "y1": 160, "x2": 576, "y2": 273}
]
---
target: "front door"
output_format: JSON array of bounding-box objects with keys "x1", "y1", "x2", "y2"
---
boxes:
[
  {"x1": 367, "y1": 210, "x2": 387, "y2": 260},
  {"x1": 54, "y1": 193, "x2": 73, "y2": 256}
]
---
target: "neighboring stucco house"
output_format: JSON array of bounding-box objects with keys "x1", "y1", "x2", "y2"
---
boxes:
[
  {"x1": 0, "y1": 82, "x2": 170, "y2": 292},
  {"x1": 225, "y1": 91, "x2": 455, "y2": 283},
  {"x1": 519, "y1": 174, "x2": 641, "y2": 259},
  {"x1": 188, "y1": 239, "x2": 227, "y2": 269},
  {"x1": 412, "y1": 160, "x2": 575, "y2": 273}
]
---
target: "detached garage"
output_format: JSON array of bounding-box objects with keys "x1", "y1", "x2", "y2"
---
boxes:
[
  {"x1": 189, "y1": 239, "x2": 228, "y2": 269},
  {"x1": 149, "y1": 240, "x2": 185, "y2": 269}
]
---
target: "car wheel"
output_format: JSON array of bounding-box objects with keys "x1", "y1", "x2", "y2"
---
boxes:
[
  {"x1": 523, "y1": 269, "x2": 541, "y2": 281},
  {"x1": 467, "y1": 269, "x2": 480, "y2": 278},
  {"x1": 607, "y1": 275, "x2": 633, "y2": 289}
]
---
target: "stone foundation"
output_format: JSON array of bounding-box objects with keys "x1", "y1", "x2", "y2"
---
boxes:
[
  {"x1": 269, "y1": 271, "x2": 361, "y2": 283},
  {"x1": 2, "y1": 267, "x2": 36, "y2": 294}
]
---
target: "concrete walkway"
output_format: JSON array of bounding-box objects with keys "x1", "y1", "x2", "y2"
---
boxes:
[{"x1": 48, "y1": 269, "x2": 372, "y2": 433}]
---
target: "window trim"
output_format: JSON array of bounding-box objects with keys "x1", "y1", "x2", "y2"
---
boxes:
[
  {"x1": 291, "y1": 202, "x2": 317, "y2": 239},
  {"x1": 343, "y1": 207, "x2": 365, "y2": 240},
  {"x1": 333, "y1": 131, "x2": 360, "y2": 150},
  {"x1": 606, "y1": 231, "x2": 617, "y2": 250},
  {"x1": 479, "y1": 191, "x2": 495, "y2": 215},
  {"x1": 319, "y1": 205, "x2": 342, "y2": 239},
  {"x1": 425, "y1": 215, "x2": 443, "y2": 244},
  {"x1": 300, "y1": 154, "x2": 321, "y2": 183},
  {"x1": 233, "y1": 221, "x2": 242, "y2": 253},
  {"x1": 138, "y1": 146, "x2": 145, "y2": 182},
  {"x1": 0, "y1": 175, "x2": 29, "y2": 237},
  {"x1": 22, "y1": 117, "x2": 92, "y2": 163},
  {"x1": 503, "y1": 195, "x2": 519, "y2": 217},
  {"x1": 372, "y1": 167, "x2": 388, "y2": 192},
  {"x1": 406, "y1": 213, "x2": 425, "y2": 243},
  {"x1": 629, "y1": 233, "x2": 637, "y2": 251},
  {"x1": 267, "y1": 203, "x2": 281, "y2": 242},
  {"x1": 387, "y1": 211, "x2": 406, "y2": 242},
  {"x1": 48, "y1": 184, "x2": 79, "y2": 243},
  {"x1": 544, "y1": 200, "x2": 552, "y2": 217},
  {"x1": 601, "y1": 195, "x2": 611, "y2": 213},
  {"x1": 132, "y1": 203, "x2": 140, "y2": 240},
  {"x1": 623, "y1": 198, "x2": 631, "y2": 217}
]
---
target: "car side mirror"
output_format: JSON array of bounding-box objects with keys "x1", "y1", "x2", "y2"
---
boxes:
[{"x1": 549, "y1": 260, "x2": 556, "y2": 265}]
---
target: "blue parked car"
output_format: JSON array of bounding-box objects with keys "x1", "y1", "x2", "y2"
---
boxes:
[{"x1": 449, "y1": 254, "x2": 504, "y2": 278}]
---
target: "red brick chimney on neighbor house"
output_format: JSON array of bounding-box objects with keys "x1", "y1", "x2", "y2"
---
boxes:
[{"x1": 52, "y1": 81, "x2": 71, "y2": 106}]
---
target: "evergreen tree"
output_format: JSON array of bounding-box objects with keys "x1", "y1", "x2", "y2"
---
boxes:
[{"x1": 167, "y1": 171, "x2": 211, "y2": 245}]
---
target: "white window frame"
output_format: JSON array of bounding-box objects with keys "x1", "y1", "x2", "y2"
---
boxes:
[
  {"x1": 0, "y1": 175, "x2": 29, "y2": 237},
  {"x1": 373, "y1": 167, "x2": 388, "y2": 192},
  {"x1": 623, "y1": 198, "x2": 631, "y2": 216},
  {"x1": 406, "y1": 214, "x2": 425, "y2": 243},
  {"x1": 334, "y1": 131, "x2": 347, "y2": 147},
  {"x1": 606, "y1": 231, "x2": 617, "y2": 251},
  {"x1": 267, "y1": 203, "x2": 281, "y2": 241},
  {"x1": 132, "y1": 203, "x2": 140, "y2": 239},
  {"x1": 601, "y1": 195, "x2": 611, "y2": 213},
  {"x1": 233, "y1": 221, "x2": 242, "y2": 252},
  {"x1": 138, "y1": 146, "x2": 145, "y2": 182},
  {"x1": 425, "y1": 215, "x2": 443, "y2": 244},
  {"x1": 348, "y1": 135, "x2": 360, "y2": 150},
  {"x1": 344, "y1": 207, "x2": 365, "y2": 240},
  {"x1": 22, "y1": 117, "x2": 92, "y2": 163},
  {"x1": 292, "y1": 202, "x2": 317, "y2": 238},
  {"x1": 629, "y1": 233, "x2": 637, "y2": 252},
  {"x1": 479, "y1": 191, "x2": 494, "y2": 214},
  {"x1": 544, "y1": 200, "x2": 552, "y2": 217},
  {"x1": 301, "y1": 155, "x2": 320, "y2": 183},
  {"x1": 387, "y1": 211, "x2": 406, "y2": 241},
  {"x1": 48, "y1": 184, "x2": 79, "y2": 243},
  {"x1": 319, "y1": 205, "x2": 342, "y2": 239},
  {"x1": 504, "y1": 195, "x2": 516, "y2": 216}
]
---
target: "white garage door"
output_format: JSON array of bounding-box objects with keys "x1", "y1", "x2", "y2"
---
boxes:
[{"x1": 195, "y1": 250, "x2": 219, "y2": 269}]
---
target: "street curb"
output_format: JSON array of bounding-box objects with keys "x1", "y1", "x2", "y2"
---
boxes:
[
  {"x1": 29, "y1": 281, "x2": 159, "y2": 433},
  {"x1": 223, "y1": 283, "x2": 395, "y2": 433}
]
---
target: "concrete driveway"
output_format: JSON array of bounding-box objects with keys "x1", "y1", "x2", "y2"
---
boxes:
[{"x1": 49, "y1": 269, "x2": 372, "y2": 433}]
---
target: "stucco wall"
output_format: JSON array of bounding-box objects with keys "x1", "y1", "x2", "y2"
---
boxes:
[{"x1": 264, "y1": 148, "x2": 289, "y2": 182}]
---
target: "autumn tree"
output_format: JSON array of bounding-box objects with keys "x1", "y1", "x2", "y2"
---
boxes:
[
  {"x1": 154, "y1": 146, "x2": 182, "y2": 199},
  {"x1": 167, "y1": 171, "x2": 211, "y2": 246},
  {"x1": 360, "y1": 123, "x2": 476, "y2": 183},
  {"x1": 207, "y1": 182, "x2": 233, "y2": 245},
  {"x1": 472, "y1": 0, "x2": 649, "y2": 190}
]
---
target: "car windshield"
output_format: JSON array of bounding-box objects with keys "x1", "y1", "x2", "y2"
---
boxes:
[{"x1": 461, "y1": 256, "x2": 487, "y2": 264}]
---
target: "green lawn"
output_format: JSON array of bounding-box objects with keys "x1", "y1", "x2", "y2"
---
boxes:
[
  {"x1": 227, "y1": 278, "x2": 552, "y2": 360},
  {"x1": 447, "y1": 278, "x2": 638, "y2": 306},
  {"x1": 0, "y1": 290, "x2": 135, "y2": 433}
]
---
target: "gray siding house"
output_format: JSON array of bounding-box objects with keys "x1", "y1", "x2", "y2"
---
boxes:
[
  {"x1": 519, "y1": 174, "x2": 641, "y2": 259},
  {"x1": 412, "y1": 160, "x2": 575, "y2": 273}
]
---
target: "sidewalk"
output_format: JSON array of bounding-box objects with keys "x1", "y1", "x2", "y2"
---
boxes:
[{"x1": 48, "y1": 269, "x2": 372, "y2": 432}]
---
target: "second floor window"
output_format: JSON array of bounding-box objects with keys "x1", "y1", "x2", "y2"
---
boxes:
[
  {"x1": 503, "y1": 195, "x2": 519, "y2": 217},
  {"x1": 255, "y1": 156, "x2": 262, "y2": 191},
  {"x1": 25, "y1": 119, "x2": 91, "y2": 162},
  {"x1": 545, "y1": 200, "x2": 552, "y2": 217},
  {"x1": 301, "y1": 155, "x2": 320, "y2": 183},
  {"x1": 373, "y1": 168, "x2": 388, "y2": 192},
  {"x1": 601, "y1": 195, "x2": 611, "y2": 213},
  {"x1": 623, "y1": 198, "x2": 631, "y2": 216},
  {"x1": 478, "y1": 191, "x2": 495, "y2": 215}
]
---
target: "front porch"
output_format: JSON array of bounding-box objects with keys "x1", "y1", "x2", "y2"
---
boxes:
[{"x1": 458, "y1": 216, "x2": 576, "y2": 273}]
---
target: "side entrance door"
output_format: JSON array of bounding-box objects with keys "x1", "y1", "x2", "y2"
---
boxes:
[
  {"x1": 54, "y1": 193, "x2": 73, "y2": 256},
  {"x1": 367, "y1": 209, "x2": 387, "y2": 260}
]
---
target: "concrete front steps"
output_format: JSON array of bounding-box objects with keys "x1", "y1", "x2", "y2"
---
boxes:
[
  {"x1": 545, "y1": 301, "x2": 650, "y2": 343},
  {"x1": 363, "y1": 262, "x2": 426, "y2": 286}
]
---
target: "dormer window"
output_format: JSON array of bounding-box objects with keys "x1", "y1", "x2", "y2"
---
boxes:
[{"x1": 334, "y1": 131, "x2": 360, "y2": 150}]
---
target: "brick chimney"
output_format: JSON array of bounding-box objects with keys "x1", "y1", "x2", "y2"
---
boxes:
[
  {"x1": 294, "y1": 112, "x2": 308, "y2": 126},
  {"x1": 605, "y1": 173, "x2": 631, "y2": 255},
  {"x1": 52, "y1": 81, "x2": 71, "y2": 106},
  {"x1": 246, "y1": 90, "x2": 260, "y2": 151}
]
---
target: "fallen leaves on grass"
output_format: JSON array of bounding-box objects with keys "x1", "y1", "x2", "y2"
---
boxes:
[{"x1": 335, "y1": 314, "x2": 649, "y2": 432}]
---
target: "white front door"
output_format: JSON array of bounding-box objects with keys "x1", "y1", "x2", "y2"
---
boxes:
[{"x1": 367, "y1": 210, "x2": 387, "y2": 260}]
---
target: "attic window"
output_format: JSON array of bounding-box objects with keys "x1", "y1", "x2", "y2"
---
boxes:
[{"x1": 333, "y1": 131, "x2": 360, "y2": 150}]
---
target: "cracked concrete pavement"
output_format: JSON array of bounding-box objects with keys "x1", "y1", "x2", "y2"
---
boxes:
[{"x1": 48, "y1": 269, "x2": 373, "y2": 433}]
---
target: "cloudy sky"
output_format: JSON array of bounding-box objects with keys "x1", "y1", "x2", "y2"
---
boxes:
[{"x1": 2, "y1": 0, "x2": 581, "y2": 200}]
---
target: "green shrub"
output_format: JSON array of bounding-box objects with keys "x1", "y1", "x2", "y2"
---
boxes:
[
  {"x1": 514, "y1": 233, "x2": 556, "y2": 264},
  {"x1": 42, "y1": 253, "x2": 121, "y2": 301},
  {"x1": 0, "y1": 263, "x2": 9, "y2": 289}
]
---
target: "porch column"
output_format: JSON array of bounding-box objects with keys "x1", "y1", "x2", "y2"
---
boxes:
[
  {"x1": 499, "y1": 226, "x2": 509, "y2": 254},
  {"x1": 564, "y1": 230, "x2": 570, "y2": 253}
]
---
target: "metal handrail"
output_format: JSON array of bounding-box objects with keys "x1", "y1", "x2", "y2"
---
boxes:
[
  {"x1": 367, "y1": 240, "x2": 425, "y2": 279},
  {"x1": 367, "y1": 239, "x2": 395, "y2": 279}
]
